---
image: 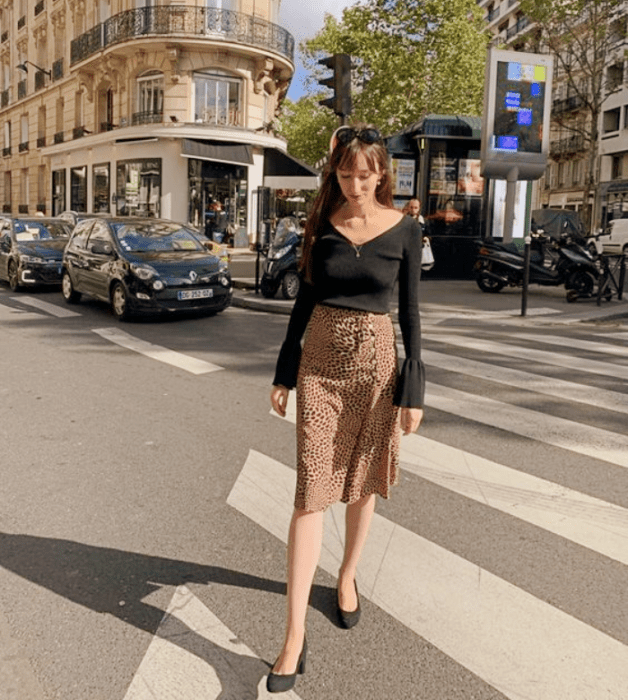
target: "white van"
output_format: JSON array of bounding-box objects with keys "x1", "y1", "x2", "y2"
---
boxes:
[{"x1": 590, "y1": 219, "x2": 628, "y2": 255}]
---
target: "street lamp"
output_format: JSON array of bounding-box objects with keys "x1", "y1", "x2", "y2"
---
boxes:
[{"x1": 16, "y1": 61, "x2": 51, "y2": 77}]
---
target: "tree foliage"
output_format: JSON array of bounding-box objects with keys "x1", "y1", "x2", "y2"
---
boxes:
[
  {"x1": 518, "y1": 0, "x2": 625, "y2": 225},
  {"x1": 277, "y1": 0, "x2": 488, "y2": 166}
]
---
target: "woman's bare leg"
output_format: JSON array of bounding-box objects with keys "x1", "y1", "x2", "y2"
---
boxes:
[
  {"x1": 338, "y1": 493, "x2": 376, "y2": 611},
  {"x1": 272, "y1": 507, "x2": 324, "y2": 674}
]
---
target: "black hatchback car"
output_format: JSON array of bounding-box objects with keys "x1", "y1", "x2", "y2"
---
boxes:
[
  {"x1": 0, "y1": 217, "x2": 72, "y2": 291},
  {"x1": 61, "y1": 217, "x2": 232, "y2": 320}
]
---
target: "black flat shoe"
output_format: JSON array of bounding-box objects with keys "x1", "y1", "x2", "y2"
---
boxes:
[
  {"x1": 337, "y1": 580, "x2": 361, "y2": 629},
  {"x1": 266, "y1": 637, "x2": 307, "y2": 694}
]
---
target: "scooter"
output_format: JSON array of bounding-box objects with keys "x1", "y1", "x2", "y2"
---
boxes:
[
  {"x1": 260, "y1": 217, "x2": 303, "y2": 300},
  {"x1": 474, "y1": 231, "x2": 599, "y2": 300}
]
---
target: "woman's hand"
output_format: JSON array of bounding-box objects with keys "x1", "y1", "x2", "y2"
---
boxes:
[
  {"x1": 400, "y1": 407, "x2": 423, "y2": 435},
  {"x1": 270, "y1": 385, "x2": 290, "y2": 417}
]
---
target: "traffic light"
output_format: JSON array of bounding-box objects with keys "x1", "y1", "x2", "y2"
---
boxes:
[{"x1": 318, "y1": 54, "x2": 352, "y2": 118}]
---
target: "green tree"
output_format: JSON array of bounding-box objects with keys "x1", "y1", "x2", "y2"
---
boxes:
[
  {"x1": 303, "y1": 0, "x2": 489, "y2": 132},
  {"x1": 518, "y1": 0, "x2": 624, "y2": 227}
]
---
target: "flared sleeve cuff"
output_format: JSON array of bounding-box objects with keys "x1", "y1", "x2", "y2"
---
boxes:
[
  {"x1": 394, "y1": 357, "x2": 426, "y2": 408},
  {"x1": 273, "y1": 340, "x2": 302, "y2": 389}
]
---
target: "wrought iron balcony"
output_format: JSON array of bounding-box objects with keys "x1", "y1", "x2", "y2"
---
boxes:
[
  {"x1": 2, "y1": 147, "x2": 11, "y2": 157},
  {"x1": 2, "y1": 204, "x2": 11, "y2": 213},
  {"x1": 550, "y1": 134, "x2": 585, "y2": 155},
  {"x1": 35, "y1": 1, "x2": 45, "y2": 16},
  {"x1": 52, "y1": 58, "x2": 64, "y2": 81},
  {"x1": 18, "y1": 204, "x2": 29, "y2": 214},
  {"x1": 73, "y1": 126, "x2": 86, "y2": 139},
  {"x1": 35, "y1": 70, "x2": 47, "y2": 91},
  {"x1": 1, "y1": 89, "x2": 9, "y2": 108},
  {"x1": 19, "y1": 141, "x2": 29, "y2": 153},
  {"x1": 487, "y1": 7, "x2": 500, "y2": 23},
  {"x1": 71, "y1": 6, "x2": 294, "y2": 65},
  {"x1": 37, "y1": 136, "x2": 46, "y2": 148},
  {"x1": 18, "y1": 80, "x2": 27, "y2": 100},
  {"x1": 552, "y1": 94, "x2": 584, "y2": 115},
  {"x1": 1, "y1": 31, "x2": 8, "y2": 43},
  {"x1": 18, "y1": 16, "x2": 26, "y2": 30},
  {"x1": 37, "y1": 203, "x2": 46, "y2": 213},
  {"x1": 506, "y1": 16, "x2": 529, "y2": 40},
  {"x1": 54, "y1": 131, "x2": 64, "y2": 144},
  {"x1": 132, "y1": 111, "x2": 163, "y2": 125}
]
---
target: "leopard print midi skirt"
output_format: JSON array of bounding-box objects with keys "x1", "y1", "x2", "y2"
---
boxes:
[{"x1": 295, "y1": 304, "x2": 400, "y2": 512}]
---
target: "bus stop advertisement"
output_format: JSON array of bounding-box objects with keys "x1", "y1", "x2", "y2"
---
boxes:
[{"x1": 481, "y1": 48, "x2": 554, "y2": 315}]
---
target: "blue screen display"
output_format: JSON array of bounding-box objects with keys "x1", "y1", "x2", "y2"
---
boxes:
[{"x1": 496, "y1": 135, "x2": 519, "y2": 151}]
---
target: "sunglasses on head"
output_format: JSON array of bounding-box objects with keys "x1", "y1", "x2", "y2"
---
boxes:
[{"x1": 335, "y1": 127, "x2": 382, "y2": 146}]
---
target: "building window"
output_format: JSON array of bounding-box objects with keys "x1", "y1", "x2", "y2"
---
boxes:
[
  {"x1": 37, "y1": 106, "x2": 46, "y2": 147},
  {"x1": 98, "y1": 88, "x2": 115, "y2": 131},
  {"x1": 55, "y1": 96, "x2": 64, "y2": 142},
  {"x1": 572, "y1": 159, "x2": 582, "y2": 186},
  {"x1": 19, "y1": 114, "x2": 28, "y2": 151},
  {"x1": 612, "y1": 154, "x2": 623, "y2": 180},
  {"x1": 194, "y1": 70, "x2": 241, "y2": 126},
  {"x1": 134, "y1": 71, "x2": 164, "y2": 124},
  {"x1": 558, "y1": 161, "x2": 565, "y2": 186},
  {"x1": 607, "y1": 63, "x2": 624, "y2": 93},
  {"x1": 70, "y1": 166, "x2": 87, "y2": 211},
  {"x1": 37, "y1": 165, "x2": 46, "y2": 212},
  {"x1": 93, "y1": 163, "x2": 110, "y2": 212},
  {"x1": 116, "y1": 159, "x2": 161, "y2": 217},
  {"x1": 19, "y1": 168, "x2": 29, "y2": 212},
  {"x1": 52, "y1": 169, "x2": 66, "y2": 215},
  {"x1": 603, "y1": 108, "x2": 620, "y2": 133},
  {"x1": 3, "y1": 171, "x2": 11, "y2": 212},
  {"x1": 3, "y1": 120, "x2": 11, "y2": 155}
]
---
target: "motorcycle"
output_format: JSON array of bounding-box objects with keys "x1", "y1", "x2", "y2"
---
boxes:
[
  {"x1": 474, "y1": 231, "x2": 599, "y2": 301},
  {"x1": 260, "y1": 216, "x2": 303, "y2": 300}
]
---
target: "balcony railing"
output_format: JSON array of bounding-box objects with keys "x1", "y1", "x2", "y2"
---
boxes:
[
  {"x1": 132, "y1": 110, "x2": 163, "y2": 125},
  {"x1": 487, "y1": 7, "x2": 500, "y2": 23},
  {"x1": 506, "y1": 16, "x2": 529, "y2": 40},
  {"x1": 71, "y1": 6, "x2": 294, "y2": 65},
  {"x1": 35, "y1": 1, "x2": 45, "y2": 16},
  {"x1": 18, "y1": 16, "x2": 26, "y2": 30},
  {"x1": 18, "y1": 204, "x2": 28, "y2": 214},
  {"x1": 19, "y1": 141, "x2": 29, "y2": 153},
  {"x1": 1, "y1": 89, "x2": 9, "y2": 108},
  {"x1": 35, "y1": 70, "x2": 47, "y2": 91},
  {"x1": 3, "y1": 204, "x2": 11, "y2": 213},
  {"x1": 100, "y1": 121, "x2": 117, "y2": 132},
  {"x1": 2, "y1": 147, "x2": 11, "y2": 157},
  {"x1": 73, "y1": 126, "x2": 87, "y2": 139},
  {"x1": 551, "y1": 134, "x2": 585, "y2": 155},
  {"x1": 54, "y1": 131, "x2": 64, "y2": 144},
  {"x1": 18, "y1": 80, "x2": 27, "y2": 99},
  {"x1": 1, "y1": 31, "x2": 8, "y2": 43},
  {"x1": 37, "y1": 136, "x2": 46, "y2": 148},
  {"x1": 552, "y1": 94, "x2": 584, "y2": 115},
  {"x1": 37, "y1": 203, "x2": 46, "y2": 213},
  {"x1": 52, "y1": 58, "x2": 64, "y2": 81}
]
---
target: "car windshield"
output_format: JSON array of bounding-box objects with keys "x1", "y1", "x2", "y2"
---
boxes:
[
  {"x1": 13, "y1": 220, "x2": 70, "y2": 241},
  {"x1": 111, "y1": 222, "x2": 205, "y2": 253}
]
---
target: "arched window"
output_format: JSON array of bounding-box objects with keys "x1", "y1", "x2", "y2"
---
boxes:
[
  {"x1": 135, "y1": 70, "x2": 164, "y2": 125},
  {"x1": 193, "y1": 69, "x2": 241, "y2": 126}
]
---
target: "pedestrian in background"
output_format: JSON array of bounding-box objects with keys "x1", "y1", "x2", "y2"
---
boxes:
[
  {"x1": 267, "y1": 123, "x2": 425, "y2": 693},
  {"x1": 402, "y1": 197, "x2": 425, "y2": 225}
]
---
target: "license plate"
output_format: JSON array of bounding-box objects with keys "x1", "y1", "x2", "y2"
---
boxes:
[{"x1": 178, "y1": 288, "x2": 214, "y2": 300}]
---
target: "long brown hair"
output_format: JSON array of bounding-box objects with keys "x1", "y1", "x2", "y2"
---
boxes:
[{"x1": 300, "y1": 124, "x2": 393, "y2": 284}]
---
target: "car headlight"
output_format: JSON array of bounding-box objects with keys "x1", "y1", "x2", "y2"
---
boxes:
[
  {"x1": 269, "y1": 245, "x2": 291, "y2": 260},
  {"x1": 21, "y1": 255, "x2": 45, "y2": 264},
  {"x1": 130, "y1": 263, "x2": 158, "y2": 281}
]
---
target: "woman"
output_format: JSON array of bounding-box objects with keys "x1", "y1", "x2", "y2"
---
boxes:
[{"x1": 267, "y1": 124, "x2": 425, "y2": 693}]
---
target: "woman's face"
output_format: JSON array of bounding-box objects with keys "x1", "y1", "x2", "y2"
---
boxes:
[{"x1": 336, "y1": 152, "x2": 380, "y2": 207}]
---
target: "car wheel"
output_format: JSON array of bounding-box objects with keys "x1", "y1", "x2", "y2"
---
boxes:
[
  {"x1": 260, "y1": 277, "x2": 278, "y2": 298},
  {"x1": 111, "y1": 281, "x2": 131, "y2": 321},
  {"x1": 61, "y1": 270, "x2": 81, "y2": 304},
  {"x1": 281, "y1": 271, "x2": 300, "y2": 300},
  {"x1": 475, "y1": 271, "x2": 504, "y2": 293},
  {"x1": 8, "y1": 261, "x2": 20, "y2": 292}
]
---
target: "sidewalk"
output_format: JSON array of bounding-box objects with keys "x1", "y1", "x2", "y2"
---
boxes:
[{"x1": 231, "y1": 277, "x2": 628, "y2": 326}]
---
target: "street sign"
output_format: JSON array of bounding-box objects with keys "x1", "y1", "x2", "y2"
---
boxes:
[{"x1": 481, "y1": 48, "x2": 554, "y2": 181}]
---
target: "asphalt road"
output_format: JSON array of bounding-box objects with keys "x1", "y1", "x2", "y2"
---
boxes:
[{"x1": 1, "y1": 282, "x2": 628, "y2": 700}]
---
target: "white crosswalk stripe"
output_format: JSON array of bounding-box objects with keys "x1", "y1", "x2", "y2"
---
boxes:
[
  {"x1": 246, "y1": 326, "x2": 628, "y2": 699},
  {"x1": 10, "y1": 295, "x2": 81, "y2": 318}
]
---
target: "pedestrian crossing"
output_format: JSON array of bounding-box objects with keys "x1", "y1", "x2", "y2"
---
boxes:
[{"x1": 2, "y1": 291, "x2": 628, "y2": 699}]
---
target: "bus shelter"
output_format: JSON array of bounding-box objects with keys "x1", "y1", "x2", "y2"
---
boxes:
[{"x1": 386, "y1": 115, "x2": 486, "y2": 278}]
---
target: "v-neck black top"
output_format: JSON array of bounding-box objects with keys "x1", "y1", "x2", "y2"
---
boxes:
[{"x1": 273, "y1": 214, "x2": 425, "y2": 407}]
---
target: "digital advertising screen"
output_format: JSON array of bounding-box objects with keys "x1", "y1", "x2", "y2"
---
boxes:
[{"x1": 492, "y1": 61, "x2": 546, "y2": 155}]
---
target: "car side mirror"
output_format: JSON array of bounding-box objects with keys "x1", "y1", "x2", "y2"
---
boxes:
[{"x1": 91, "y1": 242, "x2": 113, "y2": 255}]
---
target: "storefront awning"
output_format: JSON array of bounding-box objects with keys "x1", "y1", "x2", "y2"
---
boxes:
[
  {"x1": 263, "y1": 148, "x2": 320, "y2": 189},
  {"x1": 181, "y1": 139, "x2": 254, "y2": 166}
]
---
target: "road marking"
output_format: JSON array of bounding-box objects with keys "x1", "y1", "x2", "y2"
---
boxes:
[
  {"x1": 426, "y1": 382, "x2": 628, "y2": 469},
  {"x1": 516, "y1": 332, "x2": 628, "y2": 358},
  {"x1": 428, "y1": 333, "x2": 628, "y2": 381},
  {"x1": 422, "y1": 304, "x2": 561, "y2": 319},
  {"x1": 0, "y1": 303, "x2": 42, "y2": 322},
  {"x1": 400, "y1": 434, "x2": 628, "y2": 566},
  {"x1": 11, "y1": 295, "x2": 81, "y2": 318},
  {"x1": 92, "y1": 327, "x2": 223, "y2": 375},
  {"x1": 124, "y1": 585, "x2": 302, "y2": 700},
  {"x1": 276, "y1": 401, "x2": 628, "y2": 564},
  {"x1": 229, "y1": 450, "x2": 628, "y2": 700},
  {"x1": 422, "y1": 348, "x2": 628, "y2": 414}
]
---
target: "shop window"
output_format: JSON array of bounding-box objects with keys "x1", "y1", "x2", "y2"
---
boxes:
[
  {"x1": 116, "y1": 159, "x2": 161, "y2": 217},
  {"x1": 52, "y1": 169, "x2": 65, "y2": 215},
  {"x1": 70, "y1": 166, "x2": 87, "y2": 211},
  {"x1": 93, "y1": 163, "x2": 110, "y2": 212},
  {"x1": 603, "y1": 108, "x2": 620, "y2": 133},
  {"x1": 134, "y1": 71, "x2": 164, "y2": 125},
  {"x1": 194, "y1": 69, "x2": 241, "y2": 126}
]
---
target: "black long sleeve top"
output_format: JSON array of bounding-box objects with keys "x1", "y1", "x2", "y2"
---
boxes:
[{"x1": 273, "y1": 215, "x2": 425, "y2": 408}]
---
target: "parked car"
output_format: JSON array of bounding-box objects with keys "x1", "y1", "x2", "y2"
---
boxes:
[
  {"x1": 61, "y1": 217, "x2": 232, "y2": 320},
  {"x1": 0, "y1": 216, "x2": 72, "y2": 291},
  {"x1": 588, "y1": 219, "x2": 628, "y2": 256}
]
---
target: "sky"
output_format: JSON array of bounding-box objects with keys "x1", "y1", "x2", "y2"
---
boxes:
[{"x1": 278, "y1": 0, "x2": 354, "y2": 101}]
